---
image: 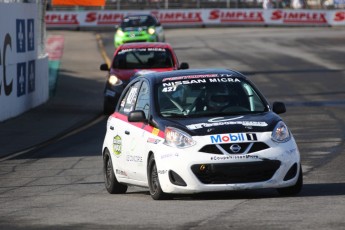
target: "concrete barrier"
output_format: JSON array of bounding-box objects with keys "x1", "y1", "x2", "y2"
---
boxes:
[{"x1": 0, "y1": 3, "x2": 49, "y2": 122}]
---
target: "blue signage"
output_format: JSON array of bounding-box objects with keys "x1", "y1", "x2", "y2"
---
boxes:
[
  {"x1": 28, "y1": 60, "x2": 35, "y2": 93},
  {"x1": 27, "y1": 19, "x2": 34, "y2": 51},
  {"x1": 16, "y1": 19, "x2": 26, "y2": 53},
  {"x1": 17, "y1": 62, "x2": 26, "y2": 97}
]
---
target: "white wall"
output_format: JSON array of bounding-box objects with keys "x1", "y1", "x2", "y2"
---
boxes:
[{"x1": 0, "y1": 3, "x2": 49, "y2": 122}]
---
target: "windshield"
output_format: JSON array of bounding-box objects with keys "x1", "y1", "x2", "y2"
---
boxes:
[
  {"x1": 113, "y1": 48, "x2": 174, "y2": 69},
  {"x1": 121, "y1": 15, "x2": 156, "y2": 28},
  {"x1": 156, "y1": 75, "x2": 268, "y2": 118}
]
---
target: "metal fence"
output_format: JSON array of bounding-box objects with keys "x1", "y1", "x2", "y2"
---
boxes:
[{"x1": 45, "y1": 0, "x2": 344, "y2": 10}]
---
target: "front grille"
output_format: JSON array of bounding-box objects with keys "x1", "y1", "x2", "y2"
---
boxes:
[
  {"x1": 199, "y1": 142, "x2": 270, "y2": 155},
  {"x1": 125, "y1": 32, "x2": 145, "y2": 37},
  {"x1": 124, "y1": 40, "x2": 147, "y2": 43},
  {"x1": 191, "y1": 160, "x2": 281, "y2": 184}
]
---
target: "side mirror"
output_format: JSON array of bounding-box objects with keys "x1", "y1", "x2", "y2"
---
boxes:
[
  {"x1": 128, "y1": 110, "x2": 147, "y2": 123},
  {"x1": 272, "y1": 102, "x2": 286, "y2": 114},
  {"x1": 100, "y1": 63, "x2": 109, "y2": 71},
  {"x1": 179, "y1": 62, "x2": 189, "y2": 70}
]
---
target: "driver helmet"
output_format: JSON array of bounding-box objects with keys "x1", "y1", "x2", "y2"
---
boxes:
[{"x1": 206, "y1": 84, "x2": 230, "y2": 111}]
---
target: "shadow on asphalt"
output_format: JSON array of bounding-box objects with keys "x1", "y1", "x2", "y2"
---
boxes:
[{"x1": 126, "y1": 182, "x2": 345, "y2": 200}]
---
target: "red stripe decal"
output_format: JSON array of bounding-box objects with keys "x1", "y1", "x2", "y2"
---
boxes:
[{"x1": 113, "y1": 112, "x2": 164, "y2": 138}]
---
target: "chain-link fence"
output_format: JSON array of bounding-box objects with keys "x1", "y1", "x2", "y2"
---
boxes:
[{"x1": 45, "y1": 0, "x2": 344, "y2": 10}]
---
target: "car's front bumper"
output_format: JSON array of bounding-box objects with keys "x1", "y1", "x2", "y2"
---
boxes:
[
  {"x1": 114, "y1": 33, "x2": 157, "y2": 47},
  {"x1": 154, "y1": 132, "x2": 301, "y2": 194}
]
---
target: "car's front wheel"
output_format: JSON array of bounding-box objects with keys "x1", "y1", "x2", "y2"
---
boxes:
[
  {"x1": 277, "y1": 165, "x2": 303, "y2": 196},
  {"x1": 103, "y1": 149, "x2": 127, "y2": 194},
  {"x1": 147, "y1": 154, "x2": 170, "y2": 200},
  {"x1": 103, "y1": 97, "x2": 115, "y2": 115}
]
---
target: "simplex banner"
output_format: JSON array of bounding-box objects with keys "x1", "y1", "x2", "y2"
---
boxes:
[{"x1": 45, "y1": 9, "x2": 345, "y2": 28}]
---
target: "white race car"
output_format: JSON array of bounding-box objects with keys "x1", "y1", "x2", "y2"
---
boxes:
[{"x1": 102, "y1": 69, "x2": 303, "y2": 200}]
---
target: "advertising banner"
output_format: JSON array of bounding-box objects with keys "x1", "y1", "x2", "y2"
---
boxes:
[
  {"x1": 45, "y1": 9, "x2": 345, "y2": 28},
  {"x1": 52, "y1": 0, "x2": 105, "y2": 6},
  {"x1": 0, "y1": 3, "x2": 48, "y2": 122}
]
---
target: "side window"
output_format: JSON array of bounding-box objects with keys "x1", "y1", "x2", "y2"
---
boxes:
[
  {"x1": 119, "y1": 81, "x2": 141, "y2": 115},
  {"x1": 135, "y1": 81, "x2": 150, "y2": 118}
]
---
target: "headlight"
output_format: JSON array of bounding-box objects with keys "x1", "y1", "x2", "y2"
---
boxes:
[
  {"x1": 163, "y1": 127, "x2": 196, "y2": 148},
  {"x1": 116, "y1": 29, "x2": 124, "y2": 36},
  {"x1": 108, "y1": 75, "x2": 123, "y2": 86},
  {"x1": 271, "y1": 121, "x2": 291, "y2": 143},
  {"x1": 148, "y1": 27, "x2": 155, "y2": 35}
]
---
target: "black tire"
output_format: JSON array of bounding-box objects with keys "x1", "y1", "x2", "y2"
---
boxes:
[
  {"x1": 277, "y1": 165, "x2": 303, "y2": 196},
  {"x1": 103, "y1": 98, "x2": 115, "y2": 115},
  {"x1": 147, "y1": 154, "x2": 170, "y2": 200},
  {"x1": 103, "y1": 149, "x2": 127, "y2": 194}
]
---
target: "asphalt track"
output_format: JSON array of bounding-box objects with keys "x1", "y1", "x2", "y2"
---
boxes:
[{"x1": 0, "y1": 27, "x2": 345, "y2": 229}]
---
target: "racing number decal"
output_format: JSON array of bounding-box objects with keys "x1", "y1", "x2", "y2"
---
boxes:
[
  {"x1": 162, "y1": 86, "x2": 176, "y2": 92},
  {"x1": 113, "y1": 135, "x2": 122, "y2": 157}
]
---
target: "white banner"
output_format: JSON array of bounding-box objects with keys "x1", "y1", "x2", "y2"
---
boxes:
[
  {"x1": 46, "y1": 9, "x2": 345, "y2": 28},
  {"x1": 0, "y1": 3, "x2": 49, "y2": 122}
]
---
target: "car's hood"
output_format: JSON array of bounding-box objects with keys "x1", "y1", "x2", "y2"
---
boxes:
[
  {"x1": 161, "y1": 112, "x2": 281, "y2": 136},
  {"x1": 122, "y1": 27, "x2": 148, "y2": 32},
  {"x1": 110, "y1": 68, "x2": 175, "y2": 81}
]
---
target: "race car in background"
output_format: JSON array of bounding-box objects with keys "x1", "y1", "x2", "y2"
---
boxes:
[
  {"x1": 114, "y1": 14, "x2": 165, "y2": 48},
  {"x1": 102, "y1": 68, "x2": 303, "y2": 200},
  {"x1": 100, "y1": 42, "x2": 189, "y2": 114}
]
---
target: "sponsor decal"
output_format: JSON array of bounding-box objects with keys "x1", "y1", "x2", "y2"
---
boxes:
[
  {"x1": 158, "y1": 170, "x2": 168, "y2": 174},
  {"x1": 118, "y1": 48, "x2": 166, "y2": 54},
  {"x1": 271, "y1": 10, "x2": 327, "y2": 24},
  {"x1": 334, "y1": 12, "x2": 345, "y2": 22},
  {"x1": 147, "y1": 137, "x2": 160, "y2": 144},
  {"x1": 152, "y1": 127, "x2": 160, "y2": 136},
  {"x1": 210, "y1": 155, "x2": 259, "y2": 160},
  {"x1": 162, "y1": 74, "x2": 218, "y2": 82},
  {"x1": 151, "y1": 10, "x2": 203, "y2": 23},
  {"x1": 85, "y1": 12, "x2": 124, "y2": 25},
  {"x1": 126, "y1": 155, "x2": 143, "y2": 163},
  {"x1": 187, "y1": 120, "x2": 268, "y2": 130},
  {"x1": 45, "y1": 13, "x2": 79, "y2": 25},
  {"x1": 162, "y1": 78, "x2": 240, "y2": 89},
  {"x1": 113, "y1": 135, "x2": 122, "y2": 156},
  {"x1": 161, "y1": 153, "x2": 179, "y2": 159},
  {"x1": 209, "y1": 9, "x2": 264, "y2": 23},
  {"x1": 209, "y1": 78, "x2": 241, "y2": 83},
  {"x1": 115, "y1": 169, "x2": 127, "y2": 176},
  {"x1": 210, "y1": 133, "x2": 257, "y2": 143},
  {"x1": 126, "y1": 87, "x2": 138, "y2": 104}
]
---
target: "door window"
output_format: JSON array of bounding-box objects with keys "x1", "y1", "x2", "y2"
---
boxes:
[
  {"x1": 135, "y1": 81, "x2": 150, "y2": 118},
  {"x1": 119, "y1": 81, "x2": 141, "y2": 115}
]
